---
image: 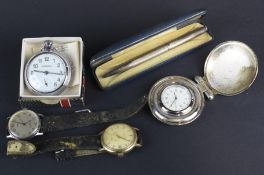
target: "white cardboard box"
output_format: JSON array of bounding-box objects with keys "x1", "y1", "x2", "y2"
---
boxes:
[{"x1": 19, "y1": 37, "x2": 85, "y2": 108}]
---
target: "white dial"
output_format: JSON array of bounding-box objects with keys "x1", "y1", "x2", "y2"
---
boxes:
[
  {"x1": 161, "y1": 85, "x2": 192, "y2": 112},
  {"x1": 25, "y1": 53, "x2": 69, "y2": 94}
]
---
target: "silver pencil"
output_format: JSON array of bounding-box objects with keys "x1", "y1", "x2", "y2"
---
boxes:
[{"x1": 102, "y1": 26, "x2": 208, "y2": 78}]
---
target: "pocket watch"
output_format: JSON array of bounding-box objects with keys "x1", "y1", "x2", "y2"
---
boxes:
[
  {"x1": 148, "y1": 41, "x2": 258, "y2": 125},
  {"x1": 7, "y1": 123, "x2": 142, "y2": 160},
  {"x1": 24, "y1": 40, "x2": 72, "y2": 95},
  {"x1": 7, "y1": 95, "x2": 147, "y2": 140}
]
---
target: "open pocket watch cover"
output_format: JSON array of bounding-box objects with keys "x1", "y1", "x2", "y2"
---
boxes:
[
  {"x1": 7, "y1": 123, "x2": 142, "y2": 160},
  {"x1": 90, "y1": 9, "x2": 213, "y2": 90},
  {"x1": 19, "y1": 37, "x2": 85, "y2": 109},
  {"x1": 148, "y1": 41, "x2": 258, "y2": 125}
]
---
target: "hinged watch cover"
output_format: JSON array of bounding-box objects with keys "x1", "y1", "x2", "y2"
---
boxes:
[{"x1": 148, "y1": 41, "x2": 258, "y2": 125}]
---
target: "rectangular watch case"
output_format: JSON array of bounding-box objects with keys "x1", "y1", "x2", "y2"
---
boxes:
[{"x1": 90, "y1": 9, "x2": 213, "y2": 90}]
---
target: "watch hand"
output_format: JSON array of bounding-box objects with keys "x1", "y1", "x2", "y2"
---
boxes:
[
  {"x1": 25, "y1": 119, "x2": 32, "y2": 124},
  {"x1": 170, "y1": 92, "x2": 178, "y2": 107},
  {"x1": 18, "y1": 117, "x2": 25, "y2": 124},
  {"x1": 12, "y1": 121, "x2": 24, "y2": 125},
  {"x1": 34, "y1": 70, "x2": 64, "y2": 76},
  {"x1": 47, "y1": 71, "x2": 64, "y2": 75},
  {"x1": 115, "y1": 134, "x2": 130, "y2": 142},
  {"x1": 44, "y1": 79, "x2": 48, "y2": 86},
  {"x1": 34, "y1": 70, "x2": 47, "y2": 74}
]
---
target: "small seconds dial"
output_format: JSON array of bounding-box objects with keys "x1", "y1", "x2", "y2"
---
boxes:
[
  {"x1": 8, "y1": 110, "x2": 41, "y2": 140},
  {"x1": 25, "y1": 53, "x2": 68, "y2": 94},
  {"x1": 102, "y1": 123, "x2": 137, "y2": 152},
  {"x1": 161, "y1": 84, "x2": 192, "y2": 112}
]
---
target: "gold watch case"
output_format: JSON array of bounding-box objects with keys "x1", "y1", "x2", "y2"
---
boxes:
[{"x1": 100, "y1": 123, "x2": 142, "y2": 157}]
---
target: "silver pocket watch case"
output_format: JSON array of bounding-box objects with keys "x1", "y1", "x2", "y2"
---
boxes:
[
  {"x1": 149, "y1": 41, "x2": 258, "y2": 125},
  {"x1": 203, "y1": 41, "x2": 258, "y2": 96}
]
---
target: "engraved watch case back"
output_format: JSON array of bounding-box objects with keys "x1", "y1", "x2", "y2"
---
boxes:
[{"x1": 203, "y1": 41, "x2": 258, "y2": 96}]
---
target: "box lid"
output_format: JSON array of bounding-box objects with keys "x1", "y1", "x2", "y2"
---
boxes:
[{"x1": 90, "y1": 9, "x2": 207, "y2": 68}]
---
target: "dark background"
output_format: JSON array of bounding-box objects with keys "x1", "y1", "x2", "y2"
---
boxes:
[{"x1": 0, "y1": 0, "x2": 263, "y2": 174}]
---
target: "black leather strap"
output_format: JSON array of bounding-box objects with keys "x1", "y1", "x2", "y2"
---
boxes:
[
  {"x1": 34, "y1": 135, "x2": 101, "y2": 155},
  {"x1": 55, "y1": 149, "x2": 102, "y2": 161},
  {"x1": 41, "y1": 95, "x2": 147, "y2": 132},
  {"x1": 54, "y1": 130, "x2": 143, "y2": 160}
]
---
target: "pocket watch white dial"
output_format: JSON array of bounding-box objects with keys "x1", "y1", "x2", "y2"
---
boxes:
[
  {"x1": 24, "y1": 40, "x2": 71, "y2": 95},
  {"x1": 101, "y1": 123, "x2": 138, "y2": 156},
  {"x1": 149, "y1": 76, "x2": 203, "y2": 125},
  {"x1": 161, "y1": 85, "x2": 192, "y2": 112},
  {"x1": 7, "y1": 110, "x2": 41, "y2": 140}
]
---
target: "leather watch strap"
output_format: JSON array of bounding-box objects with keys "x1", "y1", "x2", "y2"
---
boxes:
[
  {"x1": 55, "y1": 130, "x2": 143, "y2": 160},
  {"x1": 41, "y1": 95, "x2": 147, "y2": 132},
  {"x1": 55, "y1": 149, "x2": 102, "y2": 161},
  {"x1": 7, "y1": 135, "x2": 101, "y2": 157}
]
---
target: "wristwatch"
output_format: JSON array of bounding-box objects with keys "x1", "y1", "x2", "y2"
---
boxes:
[
  {"x1": 24, "y1": 40, "x2": 72, "y2": 95},
  {"x1": 7, "y1": 95, "x2": 147, "y2": 140},
  {"x1": 7, "y1": 123, "x2": 142, "y2": 160}
]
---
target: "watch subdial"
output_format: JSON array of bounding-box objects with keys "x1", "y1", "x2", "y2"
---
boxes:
[
  {"x1": 8, "y1": 110, "x2": 41, "y2": 140},
  {"x1": 101, "y1": 123, "x2": 137, "y2": 154}
]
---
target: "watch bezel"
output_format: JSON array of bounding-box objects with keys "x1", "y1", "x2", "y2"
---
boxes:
[
  {"x1": 24, "y1": 50, "x2": 72, "y2": 96},
  {"x1": 148, "y1": 76, "x2": 205, "y2": 125},
  {"x1": 100, "y1": 123, "x2": 138, "y2": 156},
  {"x1": 7, "y1": 109, "x2": 41, "y2": 140},
  {"x1": 158, "y1": 84, "x2": 195, "y2": 115}
]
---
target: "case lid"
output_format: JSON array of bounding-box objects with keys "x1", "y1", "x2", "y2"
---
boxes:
[
  {"x1": 90, "y1": 9, "x2": 207, "y2": 68},
  {"x1": 203, "y1": 41, "x2": 258, "y2": 96}
]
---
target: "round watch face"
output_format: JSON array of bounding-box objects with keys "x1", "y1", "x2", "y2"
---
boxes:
[
  {"x1": 148, "y1": 76, "x2": 205, "y2": 125},
  {"x1": 8, "y1": 110, "x2": 41, "y2": 140},
  {"x1": 101, "y1": 123, "x2": 137, "y2": 154},
  {"x1": 161, "y1": 85, "x2": 192, "y2": 112},
  {"x1": 25, "y1": 52, "x2": 71, "y2": 95}
]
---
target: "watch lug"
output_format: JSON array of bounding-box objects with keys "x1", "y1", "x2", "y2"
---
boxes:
[
  {"x1": 6, "y1": 135, "x2": 14, "y2": 139},
  {"x1": 117, "y1": 153, "x2": 124, "y2": 157},
  {"x1": 36, "y1": 132, "x2": 44, "y2": 136},
  {"x1": 75, "y1": 108, "x2": 92, "y2": 113},
  {"x1": 99, "y1": 148, "x2": 105, "y2": 152},
  {"x1": 133, "y1": 127, "x2": 140, "y2": 131},
  {"x1": 37, "y1": 113, "x2": 44, "y2": 117},
  {"x1": 135, "y1": 143, "x2": 142, "y2": 147},
  {"x1": 99, "y1": 130, "x2": 104, "y2": 136}
]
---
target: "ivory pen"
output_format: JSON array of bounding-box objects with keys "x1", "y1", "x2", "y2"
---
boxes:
[{"x1": 102, "y1": 26, "x2": 208, "y2": 78}]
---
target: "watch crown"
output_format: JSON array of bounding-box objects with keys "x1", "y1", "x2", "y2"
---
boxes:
[{"x1": 43, "y1": 40, "x2": 54, "y2": 51}]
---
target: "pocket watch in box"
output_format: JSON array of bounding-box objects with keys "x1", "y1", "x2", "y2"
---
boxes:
[
  {"x1": 24, "y1": 40, "x2": 72, "y2": 95},
  {"x1": 148, "y1": 41, "x2": 258, "y2": 125}
]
